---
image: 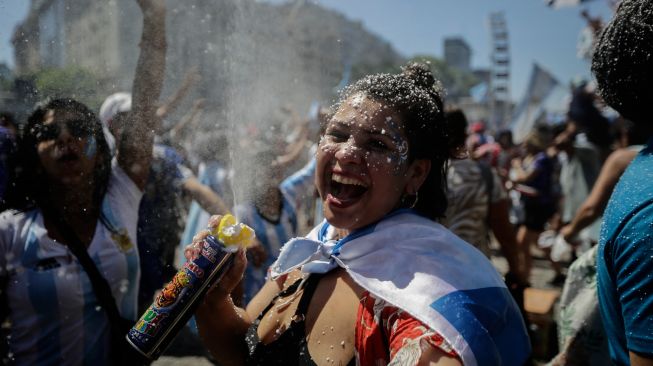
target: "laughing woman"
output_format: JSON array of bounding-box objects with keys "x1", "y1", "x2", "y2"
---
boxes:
[{"x1": 192, "y1": 64, "x2": 531, "y2": 365}]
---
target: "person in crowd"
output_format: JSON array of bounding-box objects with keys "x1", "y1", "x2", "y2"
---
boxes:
[
  {"x1": 559, "y1": 118, "x2": 647, "y2": 247},
  {"x1": 180, "y1": 132, "x2": 234, "y2": 262},
  {"x1": 567, "y1": 81, "x2": 612, "y2": 161},
  {"x1": 0, "y1": 0, "x2": 166, "y2": 363},
  {"x1": 441, "y1": 109, "x2": 526, "y2": 287},
  {"x1": 549, "y1": 118, "x2": 645, "y2": 366},
  {"x1": 591, "y1": 1, "x2": 653, "y2": 362},
  {"x1": 232, "y1": 131, "x2": 315, "y2": 305},
  {"x1": 541, "y1": 120, "x2": 602, "y2": 284},
  {"x1": 509, "y1": 128, "x2": 556, "y2": 280},
  {"x1": 99, "y1": 91, "x2": 230, "y2": 313},
  {"x1": 495, "y1": 129, "x2": 518, "y2": 182},
  {"x1": 190, "y1": 64, "x2": 530, "y2": 365}
]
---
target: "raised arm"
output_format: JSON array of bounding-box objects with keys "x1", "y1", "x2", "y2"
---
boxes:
[
  {"x1": 182, "y1": 176, "x2": 230, "y2": 216},
  {"x1": 117, "y1": 0, "x2": 166, "y2": 189},
  {"x1": 561, "y1": 148, "x2": 639, "y2": 242},
  {"x1": 156, "y1": 67, "x2": 201, "y2": 121},
  {"x1": 167, "y1": 98, "x2": 205, "y2": 143}
]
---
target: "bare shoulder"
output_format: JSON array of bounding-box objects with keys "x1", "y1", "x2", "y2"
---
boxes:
[{"x1": 606, "y1": 148, "x2": 639, "y2": 172}]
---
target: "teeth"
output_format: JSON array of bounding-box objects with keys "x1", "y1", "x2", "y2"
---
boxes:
[{"x1": 332, "y1": 173, "x2": 366, "y2": 187}]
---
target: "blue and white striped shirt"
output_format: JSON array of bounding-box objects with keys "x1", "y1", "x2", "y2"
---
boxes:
[{"x1": 0, "y1": 163, "x2": 141, "y2": 365}]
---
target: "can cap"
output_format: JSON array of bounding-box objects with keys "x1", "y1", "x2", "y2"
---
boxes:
[{"x1": 209, "y1": 214, "x2": 255, "y2": 248}]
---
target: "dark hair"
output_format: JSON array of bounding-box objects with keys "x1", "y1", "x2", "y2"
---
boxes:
[
  {"x1": 611, "y1": 116, "x2": 650, "y2": 146},
  {"x1": 592, "y1": 0, "x2": 653, "y2": 127},
  {"x1": 335, "y1": 63, "x2": 450, "y2": 219},
  {"x1": 495, "y1": 129, "x2": 513, "y2": 148},
  {"x1": 4, "y1": 98, "x2": 112, "y2": 212},
  {"x1": 0, "y1": 112, "x2": 17, "y2": 129},
  {"x1": 445, "y1": 109, "x2": 469, "y2": 155}
]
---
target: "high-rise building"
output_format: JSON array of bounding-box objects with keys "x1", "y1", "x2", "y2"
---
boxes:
[{"x1": 443, "y1": 37, "x2": 472, "y2": 72}]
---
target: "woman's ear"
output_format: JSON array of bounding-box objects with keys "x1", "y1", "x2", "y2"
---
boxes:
[{"x1": 406, "y1": 159, "x2": 431, "y2": 194}]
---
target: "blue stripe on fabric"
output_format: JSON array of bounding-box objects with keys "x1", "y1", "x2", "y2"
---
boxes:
[
  {"x1": 24, "y1": 229, "x2": 63, "y2": 365},
  {"x1": 81, "y1": 260, "x2": 104, "y2": 366},
  {"x1": 281, "y1": 196, "x2": 298, "y2": 234},
  {"x1": 249, "y1": 209, "x2": 270, "y2": 250},
  {"x1": 317, "y1": 221, "x2": 330, "y2": 242},
  {"x1": 430, "y1": 287, "x2": 530, "y2": 366},
  {"x1": 281, "y1": 159, "x2": 316, "y2": 203}
]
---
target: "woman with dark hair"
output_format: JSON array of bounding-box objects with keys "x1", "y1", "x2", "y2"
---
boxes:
[
  {"x1": 189, "y1": 64, "x2": 530, "y2": 365},
  {"x1": 0, "y1": 0, "x2": 166, "y2": 363}
]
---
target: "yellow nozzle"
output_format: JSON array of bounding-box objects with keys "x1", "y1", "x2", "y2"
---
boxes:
[{"x1": 209, "y1": 214, "x2": 255, "y2": 248}]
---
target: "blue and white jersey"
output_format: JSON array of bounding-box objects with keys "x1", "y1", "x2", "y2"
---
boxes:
[
  {"x1": 0, "y1": 162, "x2": 141, "y2": 365},
  {"x1": 234, "y1": 158, "x2": 316, "y2": 304}
]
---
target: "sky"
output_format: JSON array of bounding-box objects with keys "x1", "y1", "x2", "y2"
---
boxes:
[{"x1": 0, "y1": 0, "x2": 613, "y2": 100}]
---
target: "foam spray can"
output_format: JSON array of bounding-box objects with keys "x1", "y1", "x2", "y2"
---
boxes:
[{"x1": 126, "y1": 214, "x2": 254, "y2": 360}]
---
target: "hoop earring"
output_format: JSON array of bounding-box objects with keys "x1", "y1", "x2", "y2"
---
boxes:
[{"x1": 410, "y1": 191, "x2": 419, "y2": 209}]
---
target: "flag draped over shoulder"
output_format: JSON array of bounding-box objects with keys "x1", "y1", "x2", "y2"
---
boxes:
[{"x1": 271, "y1": 209, "x2": 531, "y2": 366}]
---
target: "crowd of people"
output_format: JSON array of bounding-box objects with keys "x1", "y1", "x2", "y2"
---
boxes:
[{"x1": 0, "y1": 0, "x2": 652, "y2": 364}]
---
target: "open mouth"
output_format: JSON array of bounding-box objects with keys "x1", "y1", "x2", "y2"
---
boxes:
[
  {"x1": 327, "y1": 173, "x2": 368, "y2": 207},
  {"x1": 57, "y1": 151, "x2": 80, "y2": 163}
]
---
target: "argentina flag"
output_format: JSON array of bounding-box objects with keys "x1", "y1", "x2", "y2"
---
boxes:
[{"x1": 271, "y1": 209, "x2": 531, "y2": 365}]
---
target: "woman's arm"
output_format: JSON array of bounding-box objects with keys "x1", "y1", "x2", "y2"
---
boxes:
[
  {"x1": 167, "y1": 98, "x2": 205, "y2": 143},
  {"x1": 196, "y1": 264, "x2": 285, "y2": 366},
  {"x1": 561, "y1": 148, "x2": 638, "y2": 241},
  {"x1": 417, "y1": 347, "x2": 463, "y2": 366},
  {"x1": 510, "y1": 157, "x2": 541, "y2": 184},
  {"x1": 156, "y1": 67, "x2": 200, "y2": 121},
  {"x1": 182, "y1": 176, "x2": 230, "y2": 216},
  {"x1": 117, "y1": 0, "x2": 166, "y2": 190},
  {"x1": 192, "y1": 214, "x2": 284, "y2": 366}
]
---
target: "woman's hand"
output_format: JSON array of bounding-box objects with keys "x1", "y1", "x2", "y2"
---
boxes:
[
  {"x1": 560, "y1": 224, "x2": 580, "y2": 246},
  {"x1": 184, "y1": 215, "x2": 248, "y2": 303}
]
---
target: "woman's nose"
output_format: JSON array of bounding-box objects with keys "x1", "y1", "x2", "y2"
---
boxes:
[
  {"x1": 334, "y1": 137, "x2": 364, "y2": 164},
  {"x1": 55, "y1": 125, "x2": 75, "y2": 144}
]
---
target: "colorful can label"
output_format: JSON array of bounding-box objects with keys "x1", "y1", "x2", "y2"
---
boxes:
[{"x1": 126, "y1": 235, "x2": 234, "y2": 360}]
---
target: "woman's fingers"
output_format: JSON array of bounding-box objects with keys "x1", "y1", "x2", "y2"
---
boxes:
[
  {"x1": 183, "y1": 242, "x2": 201, "y2": 261},
  {"x1": 207, "y1": 214, "x2": 223, "y2": 230},
  {"x1": 210, "y1": 248, "x2": 248, "y2": 300},
  {"x1": 185, "y1": 215, "x2": 225, "y2": 261}
]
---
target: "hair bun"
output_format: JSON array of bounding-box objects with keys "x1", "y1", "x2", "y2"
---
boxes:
[{"x1": 402, "y1": 63, "x2": 436, "y2": 90}]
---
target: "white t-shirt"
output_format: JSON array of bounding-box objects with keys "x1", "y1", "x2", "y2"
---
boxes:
[{"x1": 0, "y1": 162, "x2": 142, "y2": 365}]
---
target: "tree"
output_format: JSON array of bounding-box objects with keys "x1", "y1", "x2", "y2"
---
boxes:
[{"x1": 29, "y1": 66, "x2": 103, "y2": 109}]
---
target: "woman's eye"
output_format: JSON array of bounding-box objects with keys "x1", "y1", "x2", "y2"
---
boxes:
[
  {"x1": 369, "y1": 140, "x2": 390, "y2": 151},
  {"x1": 326, "y1": 131, "x2": 348, "y2": 142}
]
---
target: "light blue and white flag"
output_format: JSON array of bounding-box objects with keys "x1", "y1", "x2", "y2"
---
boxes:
[{"x1": 271, "y1": 209, "x2": 531, "y2": 366}]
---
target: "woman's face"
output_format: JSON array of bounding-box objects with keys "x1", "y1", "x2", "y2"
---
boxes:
[
  {"x1": 316, "y1": 94, "x2": 430, "y2": 231},
  {"x1": 35, "y1": 109, "x2": 98, "y2": 187}
]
